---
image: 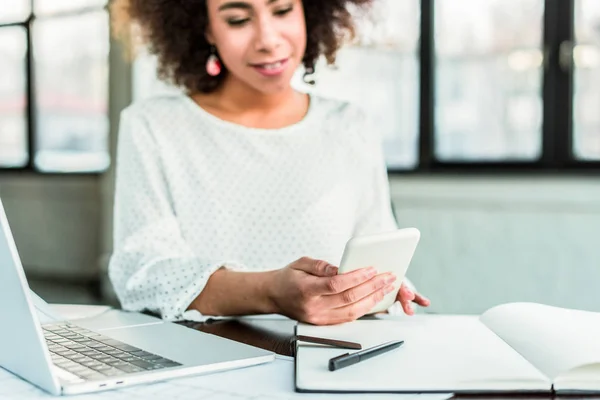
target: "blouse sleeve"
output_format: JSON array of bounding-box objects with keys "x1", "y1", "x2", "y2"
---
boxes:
[{"x1": 108, "y1": 107, "x2": 246, "y2": 321}]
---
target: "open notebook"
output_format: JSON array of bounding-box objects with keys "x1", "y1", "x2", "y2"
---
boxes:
[{"x1": 295, "y1": 302, "x2": 600, "y2": 394}]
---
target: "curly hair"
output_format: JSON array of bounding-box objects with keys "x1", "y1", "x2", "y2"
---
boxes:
[{"x1": 110, "y1": 0, "x2": 373, "y2": 94}]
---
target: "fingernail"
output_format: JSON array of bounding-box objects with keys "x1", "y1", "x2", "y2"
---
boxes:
[
  {"x1": 326, "y1": 265, "x2": 337, "y2": 275},
  {"x1": 384, "y1": 274, "x2": 397, "y2": 284},
  {"x1": 367, "y1": 267, "x2": 377, "y2": 277},
  {"x1": 385, "y1": 285, "x2": 395, "y2": 294}
]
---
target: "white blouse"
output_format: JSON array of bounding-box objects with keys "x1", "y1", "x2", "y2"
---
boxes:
[{"x1": 108, "y1": 93, "x2": 402, "y2": 321}]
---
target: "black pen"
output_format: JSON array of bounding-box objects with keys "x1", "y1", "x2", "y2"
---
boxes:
[{"x1": 328, "y1": 340, "x2": 404, "y2": 371}]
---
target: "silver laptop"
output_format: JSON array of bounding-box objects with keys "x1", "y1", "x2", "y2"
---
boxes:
[{"x1": 0, "y1": 198, "x2": 274, "y2": 396}]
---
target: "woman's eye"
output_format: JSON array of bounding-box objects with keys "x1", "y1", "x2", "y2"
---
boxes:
[
  {"x1": 227, "y1": 18, "x2": 250, "y2": 26},
  {"x1": 274, "y1": 7, "x2": 293, "y2": 16}
]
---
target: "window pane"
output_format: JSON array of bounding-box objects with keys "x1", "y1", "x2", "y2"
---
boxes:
[
  {"x1": 0, "y1": 27, "x2": 28, "y2": 168},
  {"x1": 573, "y1": 0, "x2": 600, "y2": 161},
  {"x1": 0, "y1": 0, "x2": 30, "y2": 24},
  {"x1": 435, "y1": 0, "x2": 544, "y2": 161},
  {"x1": 292, "y1": 0, "x2": 420, "y2": 169},
  {"x1": 33, "y1": 11, "x2": 109, "y2": 172},
  {"x1": 33, "y1": 0, "x2": 107, "y2": 16}
]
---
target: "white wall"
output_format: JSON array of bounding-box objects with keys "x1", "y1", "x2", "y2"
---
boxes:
[
  {"x1": 2, "y1": 170, "x2": 599, "y2": 315},
  {"x1": 391, "y1": 176, "x2": 600, "y2": 315}
]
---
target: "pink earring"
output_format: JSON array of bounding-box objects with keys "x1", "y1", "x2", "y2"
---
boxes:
[{"x1": 206, "y1": 45, "x2": 222, "y2": 76}]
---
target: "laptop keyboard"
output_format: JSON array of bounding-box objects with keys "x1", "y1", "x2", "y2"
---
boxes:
[{"x1": 43, "y1": 323, "x2": 182, "y2": 381}]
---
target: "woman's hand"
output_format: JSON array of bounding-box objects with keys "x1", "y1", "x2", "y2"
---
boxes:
[
  {"x1": 395, "y1": 282, "x2": 430, "y2": 315},
  {"x1": 269, "y1": 257, "x2": 396, "y2": 325}
]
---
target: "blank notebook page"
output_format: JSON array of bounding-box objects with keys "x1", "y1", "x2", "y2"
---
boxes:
[{"x1": 296, "y1": 316, "x2": 550, "y2": 393}]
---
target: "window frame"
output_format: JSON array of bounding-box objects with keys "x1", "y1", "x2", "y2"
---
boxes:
[
  {"x1": 404, "y1": 0, "x2": 600, "y2": 175},
  {"x1": 0, "y1": 1, "x2": 109, "y2": 175},
  {"x1": 2, "y1": 0, "x2": 598, "y2": 174}
]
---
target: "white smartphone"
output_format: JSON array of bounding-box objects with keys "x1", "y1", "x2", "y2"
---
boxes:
[{"x1": 338, "y1": 227, "x2": 421, "y2": 314}]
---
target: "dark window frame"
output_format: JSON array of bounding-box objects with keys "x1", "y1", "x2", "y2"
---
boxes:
[
  {"x1": 0, "y1": 0, "x2": 109, "y2": 175},
  {"x1": 1, "y1": 0, "x2": 598, "y2": 174},
  {"x1": 399, "y1": 0, "x2": 600, "y2": 175}
]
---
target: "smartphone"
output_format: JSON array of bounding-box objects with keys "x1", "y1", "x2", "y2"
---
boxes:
[{"x1": 337, "y1": 227, "x2": 421, "y2": 314}]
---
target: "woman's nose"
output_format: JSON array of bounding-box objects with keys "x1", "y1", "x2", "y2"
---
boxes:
[{"x1": 254, "y1": 19, "x2": 282, "y2": 52}]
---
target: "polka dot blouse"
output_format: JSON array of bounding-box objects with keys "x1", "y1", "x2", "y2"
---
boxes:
[{"x1": 108, "y1": 93, "x2": 400, "y2": 321}]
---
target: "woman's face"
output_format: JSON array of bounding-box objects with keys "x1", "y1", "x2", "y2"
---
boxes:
[{"x1": 206, "y1": 0, "x2": 307, "y2": 95}]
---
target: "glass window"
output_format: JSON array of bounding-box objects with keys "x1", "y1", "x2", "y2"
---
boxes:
[
  {"x1": 33, "y1": 0, "x2": 107, "y2": 16},
  {"x1": 573, "y1": 0, "x2": 600, "y2": 161},
  {"x1": 435, "y1": 0, "x2": 544, "y2": 161},
  {"x1": 32, "y1": 11, "x2": 110, "y2": 172},
  {"x1": 292, "y1": 0, "x2": 421, "y2": 169},
  {"x1": 0, "y1": 0, "x2": 30, "y2": 24},
  {"x1": 0, "y1": 27, "x2": 28, "y2": 168}
]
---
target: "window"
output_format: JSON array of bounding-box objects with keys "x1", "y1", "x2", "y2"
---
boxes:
[
  {"x1": 293, "y1": 0, "x2": 421, "y2": 169},
  {"x1": 0, "y1": 27, "x2": 28, "y2": 168},
  {"x1": 435, "y1": 0, "x2": 544, "y2": 162},
  {"x1": 573, "y1": 0, "x2": 600, "y2": 161},
  {"x1": 0, "y1": 0, "x2": 109, "y2": 173},
  {"x1": 132, "y1": 1, "x2": 599, "y2": 173}
]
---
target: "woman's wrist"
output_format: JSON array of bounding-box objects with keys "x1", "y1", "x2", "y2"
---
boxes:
[{"x1": 189, "y1": 268, "x2": 281, "y2": 316}]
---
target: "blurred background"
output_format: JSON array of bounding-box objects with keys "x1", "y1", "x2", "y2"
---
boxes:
[{"x1": 0, "y1": 0, "x2": 599, "y2": 314}]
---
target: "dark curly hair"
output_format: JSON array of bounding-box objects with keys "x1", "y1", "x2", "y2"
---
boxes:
[{"x1": 111, "y1": 0, "x2": 373, "y2": 94}]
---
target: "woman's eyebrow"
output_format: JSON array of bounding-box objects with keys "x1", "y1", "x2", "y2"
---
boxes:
[{"x1": 218, "y1": 0, "x2": 280, "y2": 12}]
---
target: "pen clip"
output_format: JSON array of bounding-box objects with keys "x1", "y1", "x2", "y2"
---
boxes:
[{"x1": 295, "y1": 335, "x2": 362, "y2": 350}]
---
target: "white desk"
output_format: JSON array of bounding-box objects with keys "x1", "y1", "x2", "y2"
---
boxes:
[{"x1": 0, "y1": 304, "x2": 453, "y2": 400}]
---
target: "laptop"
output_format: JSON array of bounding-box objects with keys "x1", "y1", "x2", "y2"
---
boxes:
[{"x1": 0, "y1": 198, "x2": 274, "y2": 396}]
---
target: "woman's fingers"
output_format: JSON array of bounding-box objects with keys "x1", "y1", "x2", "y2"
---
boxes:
[
  {"x1": 398, "y1": 284, "x2": 416, "y2": 315},
  {"x1": 412, "y1": 292, "x2": 430, "y2": 307},
  {"x1": 323, "y1": 273, "x2": 396, "y2": 308},
  {"x1": 313, "y1": 266, "x2": 378, "y2": 296},
  {"x1": 326, "y1": 284, "x2": 397, "y2": 325}
]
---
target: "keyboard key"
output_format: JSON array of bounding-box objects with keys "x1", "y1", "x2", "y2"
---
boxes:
[
  {"x1": 129, "y1": 350, "x2": 155, "y2": 358},
  {"x1": 71, "y1": 337, "x2": 90, "y2": 343},
  {"x1": 102, "y1": 342, "x2": 140, "y2": 352},
  {"x1": 68, "y1": 355, "x2": 88, "y2": 363},
  {"x1": 90, "y1": 353, "x2": 112, "y2": 362},
  {"x1": 148, "y1": 357, "x2": 175, "y2": 365},
  {"x1": 44, "y1": 325, "x2": 67, "y2": 332},
  {"x1": 105, "y1": 359, "x2": 127, "y2": 366},
  {"x1": 114, "y1": 364, "x2": 144, "y2": 374},
  {"x1": 108, "y1": 361, "x2": 130, "y2": 368},
  {"x1": 96, "y1": 356, "x2": 115, "y2": 363},
  {"x1": 64, "y1": 344, "x2": 87, "y2": 352},
  {"x1": 45, "y1": 334, "x2": 61, "y2": 340},
  {"x1": 90, "y1": 364, "x2": 113, "y2": 372},
  {"x1": 140, "y1": 354, "x2": 164, "y2": 361},
  {"x1": 79, "y1": 331, "x2": 101, "y2": 337},
  {"x1": 104, "y1": 349, "x2": 124, "y2": 357},
  {"x1": 102, "y1": 367, "x2": 124, "y2": 377},
  {"x1": 129, "y1": 360, "x2": 156, "y2": 370},
  {"x1": 155, "y1": 361, "x2": 181, "y2": 368},
  {"x1": 86, "y1": 341, "x2": 106, "y2": 349},
  {"x1": 82, "y1": 360, "x2": 102, "y2": 368}
]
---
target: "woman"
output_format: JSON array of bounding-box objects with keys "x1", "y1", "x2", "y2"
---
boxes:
[{"x1": 108, "y1": 0, "x2": 430, "y2": 325}]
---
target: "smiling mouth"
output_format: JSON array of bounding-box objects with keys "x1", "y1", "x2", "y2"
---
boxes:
[{"x1": 251, "y1": 59, "x2": 288, "y2": 69}]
